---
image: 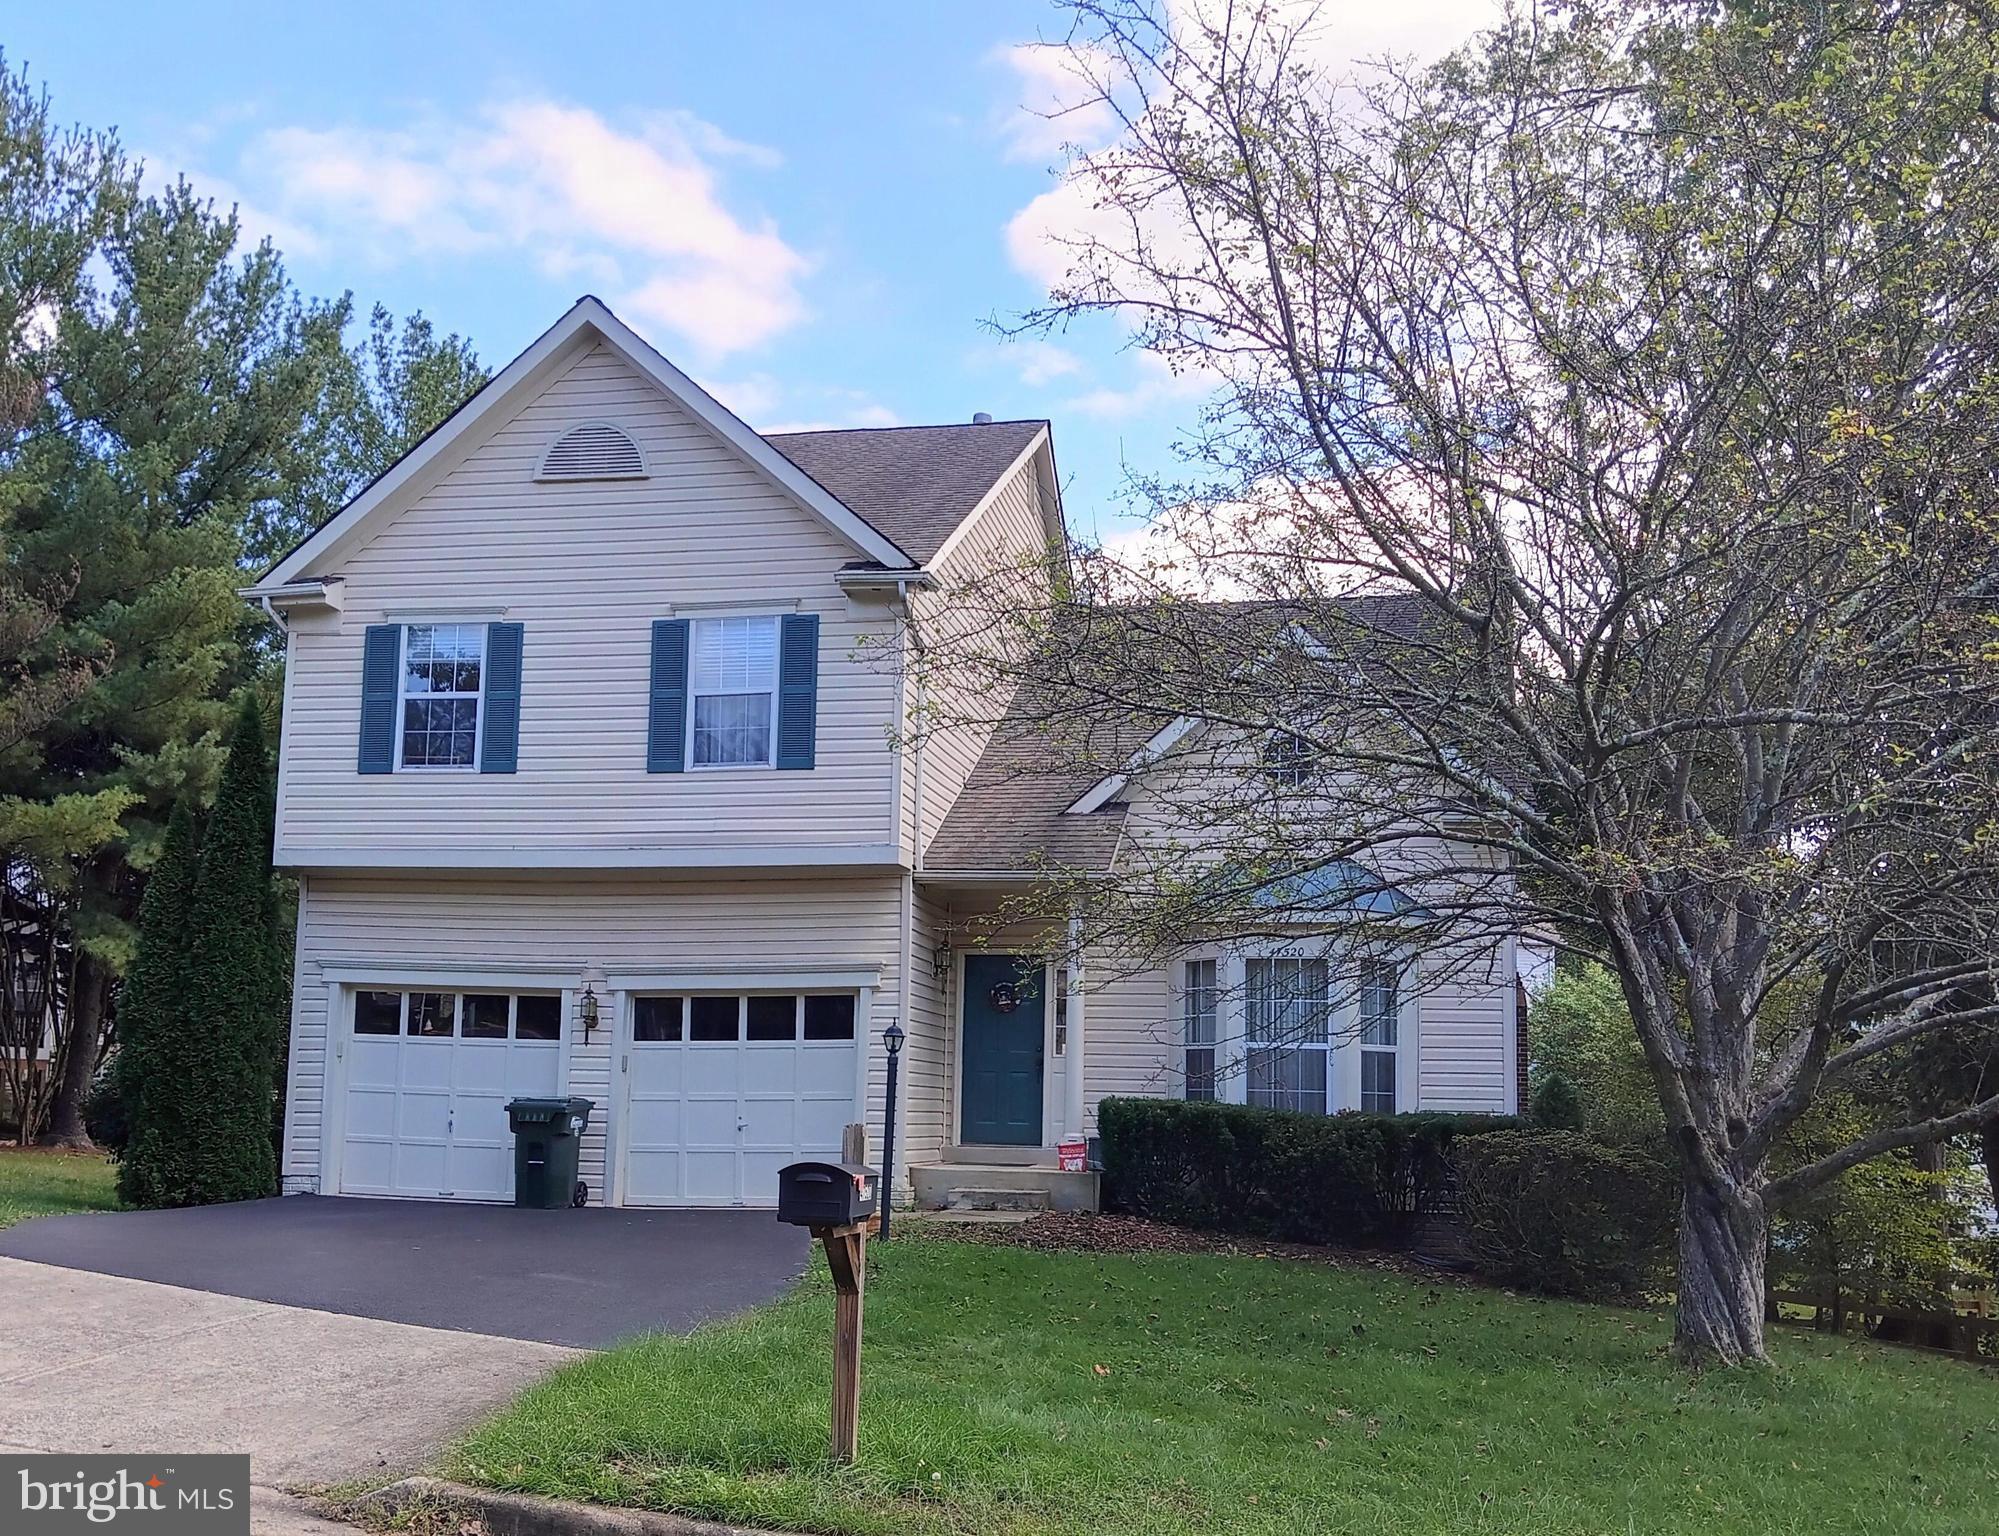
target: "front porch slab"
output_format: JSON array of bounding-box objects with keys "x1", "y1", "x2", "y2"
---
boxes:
[{"x1": 910, "y1": 1160, "x2": 1100, "y2": 1214}]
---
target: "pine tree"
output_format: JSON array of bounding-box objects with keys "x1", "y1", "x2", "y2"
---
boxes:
[
  {"x1": 113, "y1": 801, "x2": 199, "y2": 1205},
  {"x1": 121, "y1": 699, "x2": 281, "y2": 1206}
]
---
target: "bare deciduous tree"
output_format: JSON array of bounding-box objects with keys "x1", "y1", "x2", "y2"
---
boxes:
[{"x1": 931, "y1": 0, "x2": 1999, "y2": 1365}]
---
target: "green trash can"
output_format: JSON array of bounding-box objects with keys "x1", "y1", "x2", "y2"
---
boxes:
[{"x1": 506, "y1": 1096, "x2": 594, "y2": 1209}]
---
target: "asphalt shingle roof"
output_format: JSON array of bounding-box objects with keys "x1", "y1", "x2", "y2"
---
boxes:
[
  {"x1": 921, "y1": 593, "x2": 1462, "y2": 875},
  {"x1": 764, "y1": 420, "x2": 1047, "y2": 564}
]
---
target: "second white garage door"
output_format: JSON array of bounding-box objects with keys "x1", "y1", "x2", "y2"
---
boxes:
[{"x1": 619, "y1": 990, "x2": 860, "y2": 1207}]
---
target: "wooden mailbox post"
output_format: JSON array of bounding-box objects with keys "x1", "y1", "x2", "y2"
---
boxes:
[
  {"x1": 777, "y1": 1140, "x2": 879, "y2": 1466},
  {"x1": 813, "y1": 1218, "x2": 869, "y2": 1464}
]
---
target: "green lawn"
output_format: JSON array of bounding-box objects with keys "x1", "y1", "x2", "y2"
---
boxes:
[
  {"x1": 0, "y1": 1148, "x2": 121, "y2": 1228},
  {"x1": 453, "y1": 1231, "x2": 1999, "y2": 1536}
]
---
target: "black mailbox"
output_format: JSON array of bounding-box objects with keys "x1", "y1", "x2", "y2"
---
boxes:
[{"x1": 777, "y1": 1160, "x2": 879, "y2": 1227}]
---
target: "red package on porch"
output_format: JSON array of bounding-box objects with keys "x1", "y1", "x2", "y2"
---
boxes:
[{"x1": 1057, "y1": 1138, "x2": 1088, "y2": 1172}]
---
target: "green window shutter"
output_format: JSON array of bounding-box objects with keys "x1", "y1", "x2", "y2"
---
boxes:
[
  {"x1": 358, "y1": 624, "x2": 402, "y2": 774},
  {"x1": 648, "y1": 619, "x2": 690, "y2": 772},
  {"x1": 480, "y1": 622, "x2": 524, "y2": 774},
  {"x1": 776, "y1": 612, "x2": 820, "y2": 771}
]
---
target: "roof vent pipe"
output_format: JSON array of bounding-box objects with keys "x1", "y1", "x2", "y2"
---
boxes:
[{"x1": 972, "y1": 411, "x2": 993, "y2": 425}]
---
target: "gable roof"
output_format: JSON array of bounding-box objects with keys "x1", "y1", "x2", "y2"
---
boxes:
[
  {"x1": 766, "y1": 420, "x2": 1049, "y2": 564},
  {"x1": 925, "y1": 593, "x2": 1464, "y2": 875},
  {"x1": 248, "y1": 296, "x2": 926, "y2": 593}
]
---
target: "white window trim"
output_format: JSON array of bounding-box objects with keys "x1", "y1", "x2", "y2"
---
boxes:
[
  {"x1": 1178, "y1": 955, "x2": 1221, "y2": 1101},
  {"x1": 1244, "y1": 956, "x2": 1338, "y2": 1114},
  {"x1": 685, "y1": 612, "x2": 780, "y2": 772},
  {"x1": 394, "y1": 621, "x2": 486, "y2": 774},
  {"x1": 1179, "y1": 944, "x2": 1420, "y2": 1115}
]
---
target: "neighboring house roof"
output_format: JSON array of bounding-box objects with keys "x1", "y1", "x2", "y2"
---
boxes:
[
  {"x1": 248, "y1": 298, "x2": 1058, "y2": 597},
  {"x1": 767, "y1": 421, "x2": 1049, "y2": 564}
]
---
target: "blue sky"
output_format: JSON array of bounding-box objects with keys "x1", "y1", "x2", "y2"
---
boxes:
[{"x1": 8, "y1": 1, "x2": 1492, "y2": 544}]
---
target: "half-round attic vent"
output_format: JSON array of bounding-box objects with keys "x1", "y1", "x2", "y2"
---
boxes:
[{"x1": 537, "y1": 421, "x2": 647, "y2": 481}]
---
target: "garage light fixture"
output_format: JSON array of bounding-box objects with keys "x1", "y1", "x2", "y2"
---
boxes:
[{"x1": 580, "y1": 983, "x2": 600, "y2": 1042}]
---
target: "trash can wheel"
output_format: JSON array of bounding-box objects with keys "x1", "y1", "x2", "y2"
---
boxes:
[{"x1": 572, "y1": 1179, "x2": 588, "y2": 1208}]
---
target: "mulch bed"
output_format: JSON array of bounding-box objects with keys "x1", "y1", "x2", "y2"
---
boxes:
[{"x1": 915, "y1": 1209, "x2": 1473, "y2": 1284}]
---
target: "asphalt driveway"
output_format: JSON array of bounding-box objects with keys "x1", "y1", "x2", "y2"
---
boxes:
[{"x1": 0, "y1": 1195, "x2": 811, "y2": 1348}]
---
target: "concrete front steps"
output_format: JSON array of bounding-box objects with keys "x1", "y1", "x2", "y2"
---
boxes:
[{"x1": 910, "y1": 1149, "x2": 1100, "y2": 1214}]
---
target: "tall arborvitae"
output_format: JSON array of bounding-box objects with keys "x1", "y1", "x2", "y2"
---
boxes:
[
  {"x1": 127, "y1": 698, "x2": 282, "y2": 1206},
  {"x1": 114, "y1": 802, "x2": 200, "y2": 1205}
]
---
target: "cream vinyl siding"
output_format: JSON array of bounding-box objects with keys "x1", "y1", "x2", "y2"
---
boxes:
[
  {"x1": 899, "y1": 883, "x2": 956, "y2": 1170},
  {"x1": 280, "y1": 873, "x2": 930, "y2": 1202},
  {"x1": 905, "y1": 456, "x2": 1052, "y2": 857},
  {"x1": 277, "y1": 342, "x2": 900, "y2": 862}
]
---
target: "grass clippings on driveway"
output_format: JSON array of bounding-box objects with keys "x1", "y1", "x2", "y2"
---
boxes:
[
  {"x1": 0, "y1": 1148, "x2": 120, "y2": 1229},
  {"x1": 453, "y1": 1227, "x2": 1999, "y2": 1536}
]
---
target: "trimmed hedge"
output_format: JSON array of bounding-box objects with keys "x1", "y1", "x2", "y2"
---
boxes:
[
  {"x1": 1450, "y1": 1129, "x2": 1677, "y2": 1300},
  {"x1": 1097, "y1": 1097, "x2": 1524, "y2": 1247}
]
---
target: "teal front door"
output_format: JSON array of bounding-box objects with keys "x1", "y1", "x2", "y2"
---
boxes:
[{"x1": 960, "y1": 954, "x2": 1045, "y2": 1146}]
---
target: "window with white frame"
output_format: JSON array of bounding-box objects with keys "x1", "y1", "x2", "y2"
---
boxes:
[
  {"x1": 1245, "y1": 957, "x2": 1332, "y2": 1113},
  {"x1": 399, "y1": 623, "x2": 485, "y2": 768},
  {"x1": 689, "y1": 615, "x2": 779, "y2": 767},
  {"x1": 1358, "y1": 961, "x2": 1400, "y2": 1113},
  {"x1": 1183, "y1": 958, "x2": 1217, "y2": 1100}
]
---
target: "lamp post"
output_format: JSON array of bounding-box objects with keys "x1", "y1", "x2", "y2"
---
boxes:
[{"x1": 880, "y1": 1021, "x2": 904, "y2": 1241}]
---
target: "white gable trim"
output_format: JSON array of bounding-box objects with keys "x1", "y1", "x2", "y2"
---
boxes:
[
  {"x1": 924, "y1": 427, "x2": 1055, "y2": 572},
  {"x1": 1065, "y1": 713, "x2": 1204, "y2": 814},
  {"x1": 249, "y1": 296, "x2": 916, "y2": 595}
]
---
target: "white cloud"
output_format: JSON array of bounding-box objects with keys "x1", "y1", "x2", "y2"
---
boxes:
[
  {"x1": 1003, "y1": 1, "x2": 1506, "y2": 388},
  {"x1": 1063, "y1": 350, "x2": 1219, "y2": 419},
  {"x1": 993, "y1": 42, "x2": 1120, "y2": 163},
  {"x1": 225, "y1": 99, "x2": 809, "y2": 358},
  {"x1": 699, "y1": 372, "x2": 785, "y2": 422},
  {"x1": 972, "y1": 337, "x2": 1086, "y2": 388},
  {"x1": 763, "y1": 403, "x2": 901, "y2": 434}
]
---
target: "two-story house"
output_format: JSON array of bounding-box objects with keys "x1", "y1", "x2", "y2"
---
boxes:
[{"x1": 244, "y1": 297, "x2": 1521, "y2": 1215}]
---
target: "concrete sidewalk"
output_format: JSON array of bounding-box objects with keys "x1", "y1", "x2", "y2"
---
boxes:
[{"x1": 0, "y1": 1256, "x2": 576, "y2": 1533}]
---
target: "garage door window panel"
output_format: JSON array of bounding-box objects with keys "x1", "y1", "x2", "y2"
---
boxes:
[
  {"x1": 803, "y1": 994, "x2": 855, "y2": 1040},
  {"x1": 408, "y1": 992, "x2": 457, "y2": 1036},
  {"x1": 463, "y1": 994, "x2": 510, "y2": 1039},
  {"x1": 634, "y1": 996, "x2": 683, "y2": 1042},
  {"x1": 515, "y1": 994, "x2": 562, "y2": 1041},
  {"x1": 689, "y1": 996, "x2": 740, "y2": 1041},
  {"x1": 355, "y1": 990, "x2": 403, "y2": 1035},
  {"x1": 747, "y1": 995, "x2": 798, "y2": 1041}
]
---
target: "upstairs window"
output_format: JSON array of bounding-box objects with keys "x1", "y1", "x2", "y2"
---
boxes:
[
  {"x1": 690, "y1": 615, "x2": 779, "y2": 767},
  {"x1": 1262, "y1": 732, "x2": 1318, "y2": 787},
  {"x1": 400, "y1": 624, "x2": 484, "y2": 768}
]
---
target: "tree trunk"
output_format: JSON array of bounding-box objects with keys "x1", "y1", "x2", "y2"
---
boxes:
[
  {"x1": 1673, "y1": 1177, "x2": 1770, "y2": 1366},
  {"x1": 40, "y1": 956, "x2": 107, "y2": 1148},
  {"x1": 1982, "y1": 1124, "x2": 1999, "y2": 1288}
]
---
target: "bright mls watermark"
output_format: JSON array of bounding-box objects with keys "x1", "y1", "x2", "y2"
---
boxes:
[{"x1": 2, "y1": 1455, "x2": 248, "y2": 1535}]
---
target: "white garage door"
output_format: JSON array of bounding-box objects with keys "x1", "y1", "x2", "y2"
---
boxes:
[
  {"x1": 621, "y1": 990, "x2": 860, "y2": 1206},
  {"x1": 341, "y1": 988, "x2": 565, "y2": 1201}
]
